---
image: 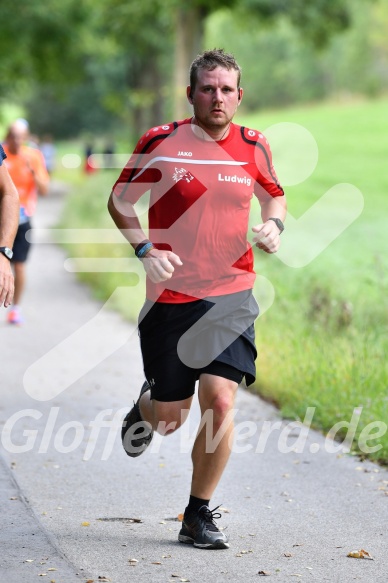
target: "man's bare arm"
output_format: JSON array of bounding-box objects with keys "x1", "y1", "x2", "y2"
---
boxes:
[
  {"x1": 252, "y1": 194, "x2": 287, "y2": 254},
  {"x1": 107, "y1": 192, "x2": 182, "y2": 283},
  {"x1": 0, "y1": 164, "x2": 19, "y2": 307}
]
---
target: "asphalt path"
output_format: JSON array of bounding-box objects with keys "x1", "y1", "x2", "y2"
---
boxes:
[{"x1": 0, "y1": 183, "x2": 387, "y2": 583}]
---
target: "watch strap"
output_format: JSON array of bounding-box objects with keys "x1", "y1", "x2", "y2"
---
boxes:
[{"x1": 268, "y1": 217, "x2": 284, "y2": 234}]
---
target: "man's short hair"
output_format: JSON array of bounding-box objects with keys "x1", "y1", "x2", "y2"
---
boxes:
[{"x1": 189, "y1": 49, "x2": 242, "y2": 93}]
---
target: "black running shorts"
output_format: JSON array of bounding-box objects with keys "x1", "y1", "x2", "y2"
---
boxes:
[
  {"x1": 138, "y1": 290, "x2": 259, "y2": 402},
  {"x1": 12, "y1": 221, "x2": 32, "y2": 263}
]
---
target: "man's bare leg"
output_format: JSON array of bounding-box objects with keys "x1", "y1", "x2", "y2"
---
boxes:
[
  {"x1": 190, "y1": 374, "x2": 238, "y2": 499},
  {"x1": 139, "y1": 391, "x2": 193, "y2": 435},
  {"x1": 177, "y1": 374, "x2": 237, "y2": 549},
  {"x1": 12, "y1": 262, "x2": 25, "y2": 305}
]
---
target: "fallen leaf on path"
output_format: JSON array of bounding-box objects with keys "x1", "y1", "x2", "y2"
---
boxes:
[
  {"x1": 47, "y1": 568, "x2": 57, "y2": 571},
  {"x1": 347, "y1": 549, "x2": 373, "y2": 560},
  {"x1": 151, "y1": 561, "x2": 162, "y2": 565},
  {"x1": 128, "y1": 558, "x2": 138, "y2": 564},
  {"x1": 177, "y1": 513, "x2": 184, "y2": 522},
  {"x1": 25, "y1": 560, "x2": 34, "y2": 563},
  {"x1": 9, "y1": 497, "x2": 18, "y2": 500},
  {"x1": 284, "y1": 552, "x2": 292, "y2": 557},
  {"x1": 219, "y1": 507, "x2": 230, "y2": 513},
  {"x1": 86, "y1": 580, "x2": 94, "y2": 583},
  {"x1": 38, "y1": 575, "x2": 47, "y2": 577},
  {"x1": 258, "y1": 571, "x2": 271, "y2": 576},
  {"x1": 97, "y1": 578, "x2": 111, "y2": 582},
  {"x1": 81, "y1": 522, "x2": 90, "y2": 527}
]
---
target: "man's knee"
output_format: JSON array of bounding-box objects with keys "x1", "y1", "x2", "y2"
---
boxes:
[
  {"x1": 211, "y1": 393, "x2": 235, "y2": 419},
  {"x1": 199, "y1": 379, "x2": 237, "y2": 429}
]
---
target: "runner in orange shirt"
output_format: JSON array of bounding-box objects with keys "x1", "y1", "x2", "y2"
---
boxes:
[{"x1": 3, "y1": 120, "x2": 50, "y2": 324}]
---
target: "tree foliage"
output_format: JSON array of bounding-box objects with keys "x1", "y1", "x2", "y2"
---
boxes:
[
  {"x1": 0, "y1": 0, "x2": 88, "y2": 95},
  {"x1": 1, "y1": 0, "x2": 385, "y2": 139}
]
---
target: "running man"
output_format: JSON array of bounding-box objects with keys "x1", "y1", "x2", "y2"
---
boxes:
[
  {"x1": 108, "y1": 49, "x2": 287, "y2": 549},
  {"x1": 3, "y1": 120, "x2": 50, "y2": 324}
]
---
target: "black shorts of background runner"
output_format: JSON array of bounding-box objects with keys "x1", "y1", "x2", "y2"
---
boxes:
[
  {"x1": 138, "y1": 290, "x2": 259, "y2": 402},
  {"x1": 11, "y1": 221, "x2": 32, "y2": 263}
]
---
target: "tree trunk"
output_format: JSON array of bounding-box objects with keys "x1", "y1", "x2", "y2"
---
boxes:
[
  {"x1": 173, "y1": 5, "x2": 205, "y2": 120},
  {"x1": 130, "y1": 51, "x2": 166, "y2": 136}
]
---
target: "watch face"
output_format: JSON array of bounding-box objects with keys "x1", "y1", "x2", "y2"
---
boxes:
[{"x1": 0, "y1": 247, "x2": 13, "y2": 259}]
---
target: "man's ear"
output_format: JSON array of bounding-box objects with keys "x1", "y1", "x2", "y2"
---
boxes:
[{"x1": 187, "y1": 86, "x2": 193, "y2": 103}]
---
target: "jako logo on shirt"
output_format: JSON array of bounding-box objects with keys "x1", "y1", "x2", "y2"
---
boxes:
[
  {"x1": 177, "y1": 151, "x2": 192, "y2": 156},
  {"x1": 218, "y1": 173, "x2": 252, "y2": 186}
]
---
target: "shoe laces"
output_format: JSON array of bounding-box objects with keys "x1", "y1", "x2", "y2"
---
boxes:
[{"x1": 198, "y1": 505, "x2": 222, "y2": 532}]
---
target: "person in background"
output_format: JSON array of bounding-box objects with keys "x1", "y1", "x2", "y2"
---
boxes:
[
  {"x1": 84, "y1": 143, "x2": 96, "y2": 174},
  {"x1": 0, "y1": 144, "x2": 19, "y2": 308},
  {"x1": 2, "y1": 120, "x2": 50, "y2": 324},
  {"x1": 40, "y1": 134, "x2": 56, "y2": 174},
  {"x1": 103, "y1": 140, "x2": 115, "y2": 170}
]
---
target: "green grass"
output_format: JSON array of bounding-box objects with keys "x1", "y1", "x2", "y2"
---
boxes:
[{"x1": 57, "y1": 96, "x2": 388, "y2": 463}]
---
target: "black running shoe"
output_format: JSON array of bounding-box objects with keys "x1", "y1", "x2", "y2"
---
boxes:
[
  {"x1": 178, "y1": 505, "x2": 229, "y2": 549},
  {"x1": 121, "y1": 382, "x2": 153, "y2": 457}
]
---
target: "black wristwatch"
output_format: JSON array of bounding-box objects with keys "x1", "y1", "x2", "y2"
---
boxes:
[
  {"x1": 0, "y1": 246, "x2": 13, "y2": 260},
  {"x1": 268, "y1": 217, "x2": 284, "y2": 234}
]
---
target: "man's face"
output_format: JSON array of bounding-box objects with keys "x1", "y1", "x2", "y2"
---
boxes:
[
  {"x1": 6, "y1": 125, "x2": 27, "y2": 154},
  {"x1": 188, "y1": 66, "x2": 242, "y2": 134}
]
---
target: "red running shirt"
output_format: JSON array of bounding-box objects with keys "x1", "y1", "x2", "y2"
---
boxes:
[{"x1": 112, "y1": 119, "x2": 284, "y2": 303}]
